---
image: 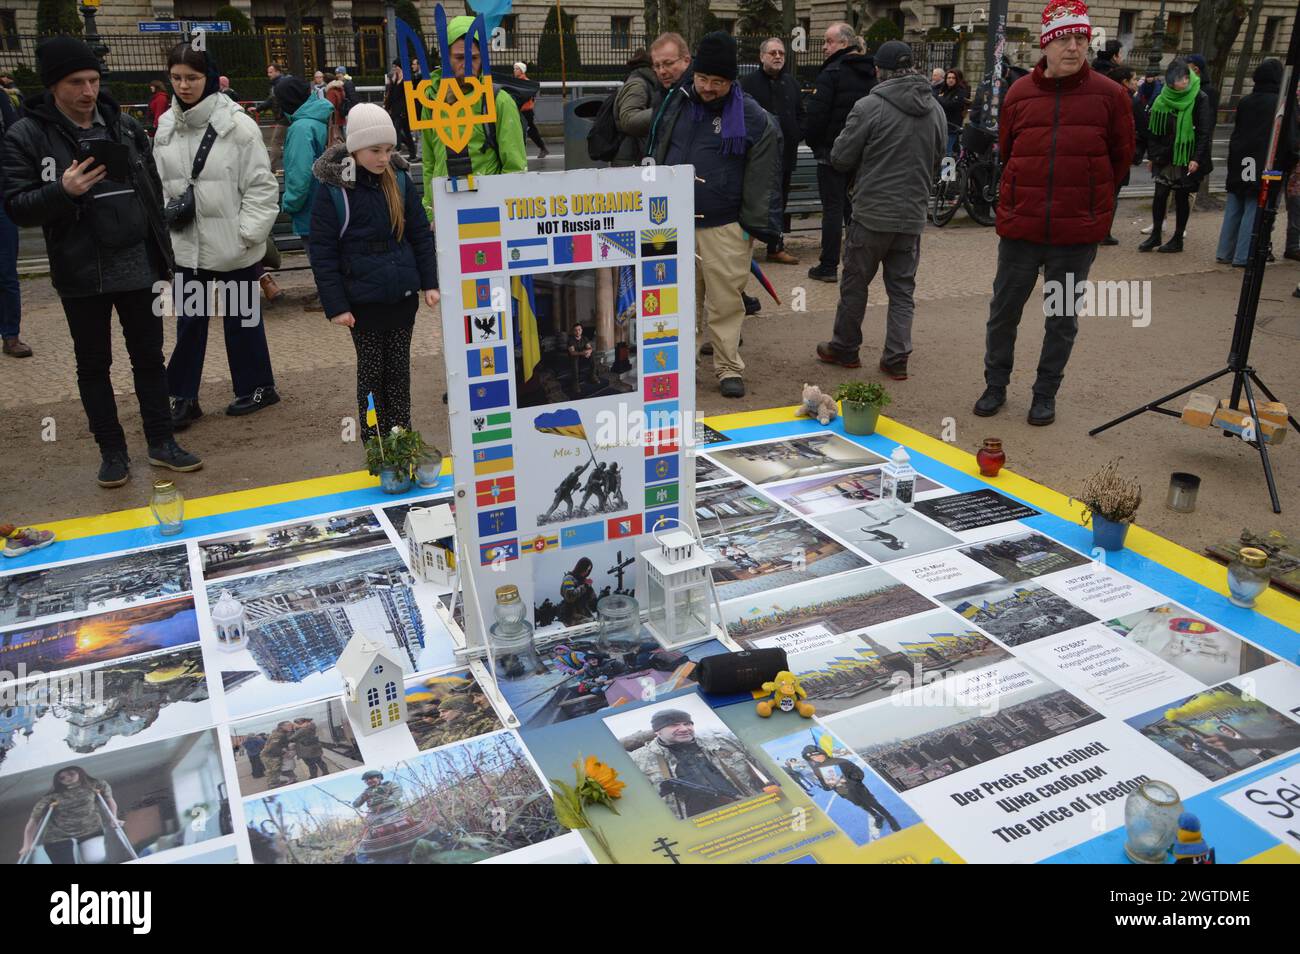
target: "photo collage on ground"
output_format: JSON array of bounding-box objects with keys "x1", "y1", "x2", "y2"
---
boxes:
[{"x1": 0, "y1": 492, "x2": 562, "y2": 865}]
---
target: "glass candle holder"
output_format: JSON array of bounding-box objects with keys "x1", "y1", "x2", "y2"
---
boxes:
[
  {"x1": 150, "y1": 480, "x2": 185, "y2": 535},
  {"x1": 597, "y1": 593, "x2": 639, "y2": 649},
  {"x1": 489, "y1": 584, "x2": 546, "y2": 681},
  {"x1": 1124, "y1": 780, "x2": 1182, "y2": 864},
  {"x1": 977, "y1": 438, "x2": 1006, "y2": 477},
  {"x1": 1226, "y1": 547, "x2": 1270, "y2": 608},
  {"x1": 1165, "y1": 472, "x2": 1201, "y2": 513}
]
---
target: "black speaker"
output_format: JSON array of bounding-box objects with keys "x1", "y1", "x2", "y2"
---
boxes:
[{"x1": 697, "y1": 648, "x2": 789, "y2": 695}]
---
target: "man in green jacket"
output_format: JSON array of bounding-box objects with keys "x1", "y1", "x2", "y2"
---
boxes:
[{"x1": 420, "y1": 14, "x2": 527, "y2": 216}]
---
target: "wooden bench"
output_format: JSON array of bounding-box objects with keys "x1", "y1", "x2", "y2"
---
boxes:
[{"x1": 785, "y1": 148, "x2": 820, "y2": 233}]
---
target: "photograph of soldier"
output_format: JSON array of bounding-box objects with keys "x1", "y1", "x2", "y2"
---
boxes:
[
  {"x1": 244, "y1": 734, "x2": 563, "y2": 864},
  {"x1": 17, "y1": 766, "x2": 122, "y2": 864},
  {"x1": 513, "y1": 269, "x2": 637, "y2": 410},
  {"x1": 704, "y1": 518, "x2": 867, "y2": 599},
  {"x1": 707, "y1": 434, "x2": 885, "y2": 485},
  {"x1": 231, "y1": 702, "x2": 364, "y2": 796},
  {"x1": 542, "y1": 459, "x2": 591, "y2": 521},
  {"x1": 802, "y1": 745, "x2": 902, "y2": 836},
  {"x1": 606, "y1": 696, "x2": 776, "y2": 821},
  {"x1": 404, "y1": 671, "x2": 502, "y2": 752},
  {"x1": 1125, "y1": 684, "x2": 1300, "y2": 783},
  {"x1": 814, "y1": 508, "x2": 962, "y2": 564},
  {"x1": 538, "y1": 454, "x2": 630, "y2": 524},
  {"x1": 3, "y1": 729, "x2": 229, "y2": 864},
  {"x1": 531, "y1": 541, "x2": 638, "y2": 633},
  {"x1": 957, "y1": 531, "x2": 1091, "y2": 583}
]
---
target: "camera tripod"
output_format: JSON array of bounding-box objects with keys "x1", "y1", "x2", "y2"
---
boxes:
[{"x1": 1090, "y1": 24, "x2": 1300, "y2": 514}]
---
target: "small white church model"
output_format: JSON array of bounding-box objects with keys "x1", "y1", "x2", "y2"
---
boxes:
[
  {"x1": 403, "y1": 504, "x2": 457, "y2": 586},
  {"x1": 337, "y1": 634, "x2": 408, "y2": 736}
]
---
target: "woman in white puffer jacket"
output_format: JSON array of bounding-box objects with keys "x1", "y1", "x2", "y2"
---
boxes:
[{"x1": 154, "y1": 43, "x2": 282, "y2": 430}]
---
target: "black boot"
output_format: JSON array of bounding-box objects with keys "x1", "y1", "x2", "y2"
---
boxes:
[
  {"x1": 169, "y1": 397, "x2": 202, "y2": 432},
  {"x1": 148, "y1": 439, "x2": 203, "y2": 472},
  {"x1": 97, "y1": 450, "x2": 131, "y2": 488},
  {"x1": 973, "y1": 386, "x2": 1006, "y2": 417},
  {"x1": 1157, "y1": 235, "x2": 1184, "y2": 253},
  {"x1": 1137, "y1": 233, "x2": 1162, "y2": 252}
]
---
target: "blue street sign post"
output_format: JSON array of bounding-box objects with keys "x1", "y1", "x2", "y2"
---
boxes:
[
  {"x1": 187, "y1": 21, "x2": 232, "y2": 33},
  {"x1": 138, "y1": 20, "x2": 183, "y2": 33}
]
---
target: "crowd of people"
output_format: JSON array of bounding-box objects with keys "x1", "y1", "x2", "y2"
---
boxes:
[{"x1": 0, "y1": 1, "x2": 1298, "y2": 546}]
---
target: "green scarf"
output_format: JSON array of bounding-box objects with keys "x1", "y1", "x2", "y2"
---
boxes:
[{"x1": 1147, "y1": 71, "x2": 1201, "y2": 167}]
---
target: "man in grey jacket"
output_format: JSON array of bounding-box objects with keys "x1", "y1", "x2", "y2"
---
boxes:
[{"x1": 815, "y1": 41, "x2": 945, "y2": 381}]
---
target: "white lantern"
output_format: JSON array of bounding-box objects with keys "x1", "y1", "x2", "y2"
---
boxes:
[
  {"x1": 637, "y1": 522, "x2": 723, "y2": 649},
  {"x1": 210, "y1": 590, "x2": 246, "y2": 651},
  {"x1": 878, "y1": 446, "x2": 916, "y2": 513}
]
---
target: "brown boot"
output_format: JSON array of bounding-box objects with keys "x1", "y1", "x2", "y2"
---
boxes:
[
  {"x1": 259, "y1": 273, "x2": 283, "y2": 302},
  {"x1": 3, "y1": 336, "x2": 32, "y2": 358},
  {"x1": 767, "y1": 249, "x2": 799, "y2": 265}
]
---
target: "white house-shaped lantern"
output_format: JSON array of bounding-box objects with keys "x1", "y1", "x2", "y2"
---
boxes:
[
  {"x1": 403, "y1": 505, "x2": 457, "y2": 586},
  {"x1": 210, "y1": 590, "x2": 246, "y2": 652},
  {"x1": 337, "y1": 634, "x2": 408, "y2": 736},
  {"x1": 637, "y1": 527, "x2": 722, "y2": 649}
]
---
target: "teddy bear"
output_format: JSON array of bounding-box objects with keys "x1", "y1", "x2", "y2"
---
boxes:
[{"x1": 795, "y1": 384, "x2": 839, "y2": 426}]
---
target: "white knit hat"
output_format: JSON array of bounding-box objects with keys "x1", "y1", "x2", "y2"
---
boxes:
[{"x1": 346, "y1": 102, "x2": 397, "y2": 153}]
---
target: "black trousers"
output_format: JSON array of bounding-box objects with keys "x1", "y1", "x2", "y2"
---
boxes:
[
  {"x1": 351, "y1": 322, "x2": 414, "y2": 436},
  {"x1": 522, "y1": 109, "x2": 546, "y2": 150},
  {"x1": 394, "y1": 112, "x2": 416, "y2": 156},
  {"x1": 983, "y1": 238, "x2": 1098, "y2": 398},
  {"x1": 768, "y1": 142, "x2": 797, "y2": 254},
  {"x1": 166, "y1": 265, "x2": 275, "y2": 401},
  {"x1": 816, "y1": 163, "x2": 850, "y2": 269},
  {"x1": 61, "y1": 287, "x2": 173, "y2": 454}
]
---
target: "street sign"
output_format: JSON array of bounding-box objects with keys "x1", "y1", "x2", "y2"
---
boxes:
[
  {"x1": 138, "y1": 20, "x2": 182, "y2": 33},
  {"x1": 187, "y1": 21, "x2": 232, "y2": 33}
]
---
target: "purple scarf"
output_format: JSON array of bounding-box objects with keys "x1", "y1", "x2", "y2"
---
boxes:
[{"x1": 690, "y1": 83, "x2": 747, "y2": 156}]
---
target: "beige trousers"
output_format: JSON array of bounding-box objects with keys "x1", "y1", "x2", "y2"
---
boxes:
[{"x1": 695, "y1": 222, "x2": 751, "y2": 381}]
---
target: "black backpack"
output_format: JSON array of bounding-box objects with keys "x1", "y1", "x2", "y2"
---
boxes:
[{"x1": 586, "y1": 88, "x2": 625, "y2": 162}]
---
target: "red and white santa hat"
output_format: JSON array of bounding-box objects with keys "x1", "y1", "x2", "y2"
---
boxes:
[{"x1": 1040, "y1": 0, "x2": 1092, "y2": 48}]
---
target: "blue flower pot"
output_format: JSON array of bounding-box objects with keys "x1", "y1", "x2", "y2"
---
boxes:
[
  {"x1": 379, "y1": 468, "x2": 413, "y2": 495},
  {"x1": 1091, "y1": 515, "x2": 1130, "y2": 552}
]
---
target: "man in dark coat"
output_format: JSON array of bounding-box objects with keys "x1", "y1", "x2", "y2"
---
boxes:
[
  {"x1": 650, "y1": 32, "x2": 782, "y2": 399},
  {"x1": 3, "y1": 36, "x2": 201, "y2": 487},
  {"x1": 801, "y1": 22, "x2": 876, "y2": 282},
  {"x1": 803, "y1": 745, "x2": 902, "y2": 833},
  {"x1": 973, "y1": 0, "x2": 1133, "y2": 427},
  {"x1": 741, "y1": 36, "x2": 804, "y2": 265}
]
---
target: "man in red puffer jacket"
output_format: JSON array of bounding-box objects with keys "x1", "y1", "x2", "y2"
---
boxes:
[{"x1": 974, "y1": 0, "x2": 1134, "y2": 426}]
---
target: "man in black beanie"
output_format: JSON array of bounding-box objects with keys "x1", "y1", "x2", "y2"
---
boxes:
[
  {"x1": 3, "y1": 36, "x2": 202, "y2": 488},
  {"x1": 648, "y1": 31, "x2": 782, "y2": 399}
]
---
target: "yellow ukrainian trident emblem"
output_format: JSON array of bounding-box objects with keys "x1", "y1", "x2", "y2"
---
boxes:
[
  {"x1": 407, "y1": 75, "x2": 498, "y2": 152},
  {"x1": 398, "y1": 6, "x2": 497, "y2": 154},
  {"x1": 649, "y1": 196, "x2": 669, "y2": 224}
]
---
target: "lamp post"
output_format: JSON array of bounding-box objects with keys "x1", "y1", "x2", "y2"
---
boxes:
[
  {"x1": 79, "y1": 1, "x2": 109, "y2": 74},
  {"x1": 1147, "y1": 0, "x2": 1167, "y2": 75}
]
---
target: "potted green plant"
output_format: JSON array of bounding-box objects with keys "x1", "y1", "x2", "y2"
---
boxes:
[
  {"x1": 1074, "y1": 459, "x2": 1142, "y2": 551},
  {"x1": 834, "y1": 381, "x2": 891, "y2": 436},
  {"x1": 366, "y1": 426, "x2": 433, "y2": 494}
]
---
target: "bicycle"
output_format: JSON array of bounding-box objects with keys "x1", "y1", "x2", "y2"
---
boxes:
[{"x1": 931, "y1": 123, "x2": 1000, "y2": 227}]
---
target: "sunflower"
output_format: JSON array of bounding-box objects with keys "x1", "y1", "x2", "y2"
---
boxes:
[{"x1": 582, "y1": 755, "x2": 626, "y2": 800}]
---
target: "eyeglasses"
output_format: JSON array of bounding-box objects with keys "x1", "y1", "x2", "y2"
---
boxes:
[
  {"x1": 169, "y1": 74, "x2": 201, "y2": 86},
  {"x1": 653, "y1": 56, "x2": 682, "y2": 71}
]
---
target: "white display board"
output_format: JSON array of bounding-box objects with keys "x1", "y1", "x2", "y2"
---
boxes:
[{"x1": 433, "y1": 165, "x2": 697, "y2": 648}]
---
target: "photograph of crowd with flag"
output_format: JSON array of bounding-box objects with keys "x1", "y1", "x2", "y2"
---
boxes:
[{"x1": 434, "y1": 166, "x2": 697, "y2": 643}]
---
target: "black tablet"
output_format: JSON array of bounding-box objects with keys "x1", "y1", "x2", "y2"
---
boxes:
[{"x1": 76, "y1": 138, "x2": 132, "y2": 182}]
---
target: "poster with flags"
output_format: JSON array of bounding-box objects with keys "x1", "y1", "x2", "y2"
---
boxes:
[{"x1": 434, "y1": 165, "x2": 696, "y2": 647}]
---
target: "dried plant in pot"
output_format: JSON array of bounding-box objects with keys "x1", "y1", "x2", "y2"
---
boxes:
[{"x1": 1073, "y1": 458, "x2": 1142, "y2": 552}]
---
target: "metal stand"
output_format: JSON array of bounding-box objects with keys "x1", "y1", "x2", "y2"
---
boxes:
[{"x1": 1090, "y1": 24, "x2": 1300, "y2": 514}]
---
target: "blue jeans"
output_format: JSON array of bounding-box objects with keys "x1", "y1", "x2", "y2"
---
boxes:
[
  {"x1": 0, "y1": 204, "x2": 20, "y2": 338},
  {"x1": 1216, "y1": 191, "x2": 1258, "y2": 265}
]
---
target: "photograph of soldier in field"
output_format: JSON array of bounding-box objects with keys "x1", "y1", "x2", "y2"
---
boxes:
[{"x1": 606, "y1": 696, "x2": 777, "y2": 821}]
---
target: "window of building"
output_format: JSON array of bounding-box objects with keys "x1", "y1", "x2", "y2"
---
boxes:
[
  {"x1": 1262, "y1": 17, "x2": 1281, "y2": 51},
  {"x1": 371, "y1": 708, "x2": 383, "y2": 728},
  {"x1": 1117, "y1": 10, "x2": 1137, "y2": 46},
  {"x1": 611, "y1": 16, "x2": 631, "y2": 50},
  {"x1": 0, "y1": 11, "x2": 17, "y2": 53},
  {"x1": 384, "y1": 680, "x2": 398, "y2": 702},
  {"x1": 937, "y1": 5, "x2": 955, "y2": 30},
  {"x1": 387, "y1": 702, "x2": 400, "y2": 723},
  {"x1": 1164, "y1": 13, "x2": 1185, "y2": 50},
  {"x1": 499, "y1": 14, "x2": 517, "y2": 47},
  {"x1": 367, "y1": 686, "x2": 379, "y2": 708}
]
